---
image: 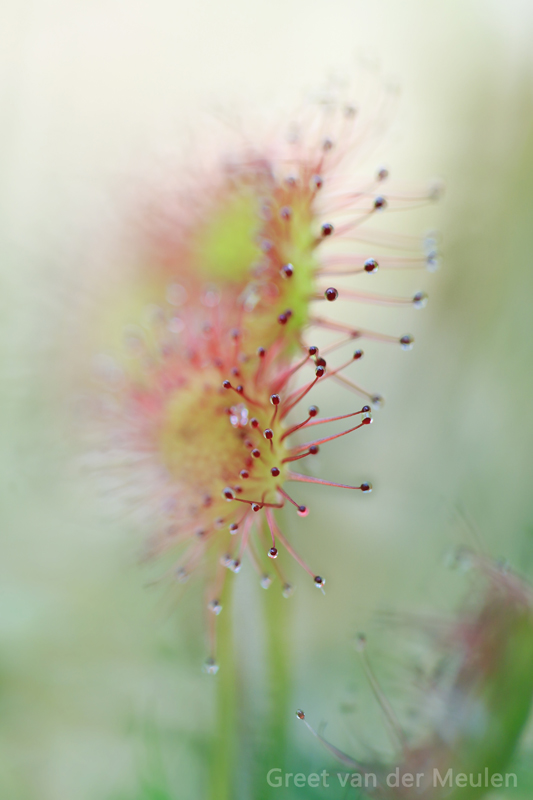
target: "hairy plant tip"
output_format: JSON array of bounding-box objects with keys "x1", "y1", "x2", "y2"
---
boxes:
[
  {"x1": 86, "y1": 80, "x2": 438, "y2": 669},
  {"x1": 297, "y1": 556, "x2": 533, "y2": 799}
]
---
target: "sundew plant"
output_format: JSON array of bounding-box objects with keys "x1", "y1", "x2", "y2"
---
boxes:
[{"x1": 86, "y1": 85, "x2": 438, "y2": 660}]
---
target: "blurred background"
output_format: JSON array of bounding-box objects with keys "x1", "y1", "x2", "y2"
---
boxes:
[{"x1": 2, "y1": 1, "x2": 533, "y2": 798}]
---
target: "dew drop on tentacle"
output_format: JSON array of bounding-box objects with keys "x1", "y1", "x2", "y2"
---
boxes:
[
  {"x1": 251, "y1": 503, "x2": 262, "y2": 512},
  {"x1": 240, "y1": 469, "x2": 249, "y2": 479},
  {"x1": 321, "y1": 222, "x2": 334, "y2": 237},
  {"x1": 314, "y1": 575, "x2": 326, "y2": 589},
  {"x1": 376, "y1": 166, "x2": 389, "y2": 181},
  {"x1": 311, "y1": 174, "x2": 323, "y2": 190},
  {"x1": 364, "y1": 258, "x2": 379, "y2": 274},
  {"x1": 263, "y1": 428, "x2": 274, "y2": 440},
  {"x1": 280, "y1": 263, "x2": 294, "y2": 279},
  {"x1": 229, "y1": 523, "x2": 239, "y2": 534},
  {"x1": 400, "y1": 334, "x2": 414, "y2": 351},
  {"x1": 296, "y1": 709, "x2": 306, "y2": 720},
  {"x1": 324, "y1": 287, "x2": 338, "y2": 302},
  {"x1": 208, "y1": 599, "x2": 223, "y2": 615},
  {"x1": 297, "y1": 505, "x2": 309, "y2": 517},
  {"x1": 268, "y1": 547, "x2": 278, "y2": 559},
  {"x1": 426, "y1": 253, "x2": 440, "y2": 272},
  {"x1": 251, "y1": 448, "x2": 261, "y2": 459},
  {"x1": 223, "y1": 487, "x2": 235, "y2": 500},
  {"x1": 413, "y1": 291, "x2": 428, "y2": 309},
  {"x1": 308, "y1": 345, "x2": 319, "y2": 357},
  {"x1": 371, "y1": 394, "x2": 384, "y2": 409},
  {"x1": 270, "y1": 394, "x2": 281, "y2": 406},
  {"x1": 360, "y1": 482, "x2": 372, "y2": 493},
  {"x1": 271, "y1": 467, "x2": 280, "y2": 477},
  {"x1": 308, "y1": 405, "x2": 319, "y2": 417},
  {"x1": 374, "y1": 196, "x2": 387, "y2": 210},
  {"x1": 260, "y1": 574, "x2": 272, "y2": 589},
  {"x1": 203, "y1": 657, "x2": 219, "y2": 675},
  {"x1": 353, "y1": 349, "x2": 363, "y2": 360},
  {"x1": 282, "y1": 583, "x2": 294, "y2": 598}
]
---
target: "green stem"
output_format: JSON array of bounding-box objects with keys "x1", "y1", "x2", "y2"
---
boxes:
[
  {"x1": 209, "y1": 569, "x2": 293, "y2": 799},
  {"x1": 209, "y1": 575, "x2": 236, "y2": 800},
  {"x1": 263, "y1": 583, "x2": 292, "y2": 775}
]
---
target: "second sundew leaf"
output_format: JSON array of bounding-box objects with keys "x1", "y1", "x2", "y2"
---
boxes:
[{"x1": 189, "y1": 189, "x2": 264, "y2": 284}]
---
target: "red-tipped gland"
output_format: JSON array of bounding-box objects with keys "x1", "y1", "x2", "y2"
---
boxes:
[
  {"x1": 413, "y1": 291, "x2": 428, "y2": 309},
  {"x1": 361, "y1": 482, "x2": 372, "y2": 493},
  {"x1": 252, "y1": 503, "x2": 261, "y2": 512},
  {"x1": 278, "y1": 312, "x2": 289, "y2": 325},
  {"x1": 361, "y1": 417, "x2": 372, "y2": 426},
  {"x1": 263, "y1": 428, "x2": 274, "y2": 440},
  {"x1": 308, "y1": 405, "x2": 319, "y2": 417},
  {"x1": 280, "y1": 263, "x2": 294, "y2": 279},
  {"x1": 362, "y1": 405, "x2": 371, "y2": 413},
  {"x1": 314, "y1": 575, "x2": 326, "y2": 588},
  {"x1": 321, "y1": 222, "x2": 334, "y2": 237},
  {"x1": 353, "y1": 350, "x2": 363, "y2": 360},
  {"x1": 308, "y1": 345, "x2": 319, "y2": 357},
  {"x1": 235, "y1": 385, "x2": 244, "y2": 394},
  {"x1": 257, "y1": 347, "x2": 266, "y2": 358},
  {"x1": 268, "y1": 547, "x2": 278, "y2": 559},
  {"x1": 374, "y1": 196, "x2": 387, "y2": 210},
  {"x1": 208, "y1": 600, "x2": 222, "y2": 615},
  {"x1": 316, "y1": 356, "x2": 326, "y2": 367},
  {"x1": 223, "y1": 487, "x2": 234, "y2": 500},
  {"x1": 250, "y1": 418, "x2": 260, "y2": 428},
  {"x1": 240, "y1": 469, "x2": 249, "y2": 479},
  {"x1": 364, "y1": 258, "x2": 379, "y2": 274},
  {"x1": 400, "y1": 334, "x2": 414, "y2": 350},
  {"x1": 296, "y1": 709, "x2": 306, "y2": 720},
  {"x1": 309, "y1": 445, "x2": 319, "y2": 455},
  {"x1": 271, "y1": 467, "x2": 280, "y2": 477},
  {"x1": 229, "y1": 523, "x2": 239, "y2": 534},
  {"x1": 297, "y1": 505, "x2": 309, "y2": 517},
  {"x1": 315, "y1": 365, "x2": 326, "y2": 378},
  {"x1": 251, "y1": 448, "x2": 261, "y2": 458},
  {"x1": 270, "y1": 394, "x2": 281, "y2": 406},
  {"x1": 222, "y1": 380, "x2": 232, "y2": 389},
  {"x1": 324, "y1": 287, "x2": 338, "y2": 302},
  {"x1": 311, "y1": 174, "x2": 323, "y2": 190}
]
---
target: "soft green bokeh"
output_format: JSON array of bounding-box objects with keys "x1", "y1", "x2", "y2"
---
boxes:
[{"x1": 1, "y1": 1, "x2": 533, "y2": 798}]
